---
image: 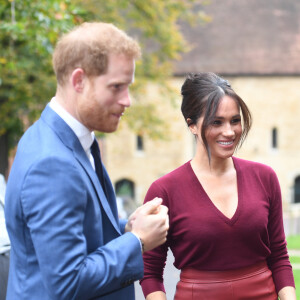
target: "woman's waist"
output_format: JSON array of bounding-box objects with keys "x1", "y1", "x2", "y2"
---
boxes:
[{"x1": 180, "y1": 260, "x2": 269, "y2": 283}]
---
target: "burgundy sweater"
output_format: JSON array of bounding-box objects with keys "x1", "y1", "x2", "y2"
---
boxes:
[{"x1": 140, "y1": 157, "x2": 295, "y2": 297}]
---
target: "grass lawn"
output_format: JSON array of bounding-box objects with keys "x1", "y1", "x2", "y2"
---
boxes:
[
  {"x1": 292, "y1": 269, "x2": 300, "y2": 299},
  {"x1": 287, "y1": 235, "x2": 300, "y2": 250},
  {"x1": 289, "y1": 256, "x2": 300, "y2": 264},
  {"x1": 286, "y1": 235, "x2": 300, "y2": 298}
]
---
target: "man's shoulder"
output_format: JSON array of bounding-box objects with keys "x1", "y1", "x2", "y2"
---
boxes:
[
  {"x1": 18, "y1": 120, "x2": 62, "y2": 155},
  {"x1": 13, "y1": 117, "x2": 75, "y2": 179}
]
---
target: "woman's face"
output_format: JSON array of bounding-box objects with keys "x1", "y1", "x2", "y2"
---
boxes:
[{"x1": 191, "y1": 95, "x2": 242, "y2": 160}]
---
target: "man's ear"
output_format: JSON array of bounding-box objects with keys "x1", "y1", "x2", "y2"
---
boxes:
[{"x1": 71, "y1": 68, "x2": 85, "y2": 92}]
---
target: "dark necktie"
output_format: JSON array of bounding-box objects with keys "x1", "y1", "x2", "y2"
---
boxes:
[{"x1": 91, "y1": 139, "x2": 108, "y2": 197}]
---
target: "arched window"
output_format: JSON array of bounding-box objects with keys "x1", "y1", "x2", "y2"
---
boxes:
[
  {"x1": 115, "y1": 179, "x2": 135, "y2": 199},
  {"x1": 294, "y1": 176, "x2": 300, "y2": 203},
  {"x1": 115, "y1": 179, "x2": 135, "y2": 217},
  {"x1": 272, "y1": 127, "x2": 278, "y2": 149}
]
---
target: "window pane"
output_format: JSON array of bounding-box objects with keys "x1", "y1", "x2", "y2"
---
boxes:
[{"x1": 294, "y1": 176, "x2": 300, "y2": 203}]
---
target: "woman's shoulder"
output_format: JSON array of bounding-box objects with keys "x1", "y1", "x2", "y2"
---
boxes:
[
  {"x1": 152, "y1": 161, "x2": 191, "y2": 186},
  {"x1": 233, "y1": 156, "x2": 276, "y2": 177},
  {"x1": 145, "y1": 161, "x2": 192, "y2": 203}
]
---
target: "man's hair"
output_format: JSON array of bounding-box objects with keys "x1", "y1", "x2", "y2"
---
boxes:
[{"x1": 52, "y1": 22, "x2": 141, "y2": 86}]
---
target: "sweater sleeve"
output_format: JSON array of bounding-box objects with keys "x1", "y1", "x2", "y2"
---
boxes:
[
  {"x1": 266, "y1": 169, "x2": 295, "y2": 293},
  {"x1": 140, "y1": 182, "x2": 169, "y2": 297}
]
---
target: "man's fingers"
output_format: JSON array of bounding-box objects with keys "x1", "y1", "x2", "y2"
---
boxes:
[
  {"x1": 158, "y1": 205, "x2": 168, "y2": 215},
  {"x1": 165, "y1": 214, "x2": 169, "y2": 230},
  {"x1": 141, "y1": 198, "x2": 162, "y2": 214}
]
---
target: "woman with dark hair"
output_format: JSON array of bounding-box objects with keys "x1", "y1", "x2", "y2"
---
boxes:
[{"x1": 140, "y1": 72, "x2": 296, "y2": 300}]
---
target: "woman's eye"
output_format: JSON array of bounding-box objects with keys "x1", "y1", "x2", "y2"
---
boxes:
[
  {"x1": 212, "y1": 120, "x2": 222, "y2": 125},
  {"x1": 232, "y1": 118, "x2": 241, "y2": 124}
]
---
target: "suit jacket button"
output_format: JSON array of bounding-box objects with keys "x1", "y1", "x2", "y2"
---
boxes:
[{"x1": 121, "y1": 279, "x2": 134, "y2": 287}]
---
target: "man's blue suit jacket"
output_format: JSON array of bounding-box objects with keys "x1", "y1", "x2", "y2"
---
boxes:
[{"x1": 5, "y1": 105, "x2": 144, "y2": 300}]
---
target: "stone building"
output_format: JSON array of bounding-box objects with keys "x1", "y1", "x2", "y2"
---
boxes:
[{"x1": 102, "y1": 0, "x2": 300, "y2": 234}]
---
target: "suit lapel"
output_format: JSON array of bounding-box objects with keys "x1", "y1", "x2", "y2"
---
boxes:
[
  {"x1": 74, "y1": 149, "x2": 121, "y2": 234},
  {"x1": 41, "y1": 105, "x2": 121, "y2": 235}
]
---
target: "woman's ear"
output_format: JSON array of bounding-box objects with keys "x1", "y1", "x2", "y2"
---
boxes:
[
  {"x1": 188, "y1": 124, "x2": 198, "y2": 137},
  {"x1": 189, "y1": 125, "x2": 198, "y2": 136},
  {"x1": 187, "y1": 118, "x2": 197, "y2": 135},
  {"x1": 71, "y1": 68, "x2": 85, "y2": 92}
]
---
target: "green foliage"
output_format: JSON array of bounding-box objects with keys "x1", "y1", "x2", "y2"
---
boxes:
[
  {"x1": 0, "y1": 0, "x2": 86, "y2": 146},
  {"x1": 123, "y1": 102, "x2": 167, "y2": 139},
  {"x1": 0, "y1": 0, "x2": 210, "y2": 149}
]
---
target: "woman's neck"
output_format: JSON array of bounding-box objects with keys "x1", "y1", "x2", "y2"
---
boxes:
[{"x1": 192, "y1": 149, "x2": 234, "y2": 177}]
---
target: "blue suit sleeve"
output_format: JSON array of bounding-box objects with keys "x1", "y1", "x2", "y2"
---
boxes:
[{"x1": 119, "y1": 219, "x2": 128, "y2": 234}]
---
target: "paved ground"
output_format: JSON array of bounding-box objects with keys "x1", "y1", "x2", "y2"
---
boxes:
[
  {"x1": 288, "y1": 249, "x2": 300, "y2": 256},
  {"x1": 288, "y1": 249, "x2": 300, "y2": 270}
]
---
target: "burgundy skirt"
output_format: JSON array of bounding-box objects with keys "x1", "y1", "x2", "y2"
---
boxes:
[{"x1": 174, "y1": 261, "x2": 277, "y2": 300}]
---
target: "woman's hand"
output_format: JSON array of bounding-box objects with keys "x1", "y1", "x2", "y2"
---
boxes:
[
  {"x1": 146, "y1": 291, "x2": 167, "y2": 300},
  {"x1": 278, "y1": 286, "x2": 296, "y2": 300}
]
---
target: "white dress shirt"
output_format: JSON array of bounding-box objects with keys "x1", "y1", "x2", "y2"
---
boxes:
[{"x1": 49, "y1": 97, "x2": 96, "y2": 170}]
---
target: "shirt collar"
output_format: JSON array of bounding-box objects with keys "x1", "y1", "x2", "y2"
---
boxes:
[{"x1": 49, "y1": 97, "x2": 95, "y2": 152}]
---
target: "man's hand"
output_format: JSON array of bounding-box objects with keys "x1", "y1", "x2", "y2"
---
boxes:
[{"x1": 125, "y1": 198, "x2": 169, "y2": 252}]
